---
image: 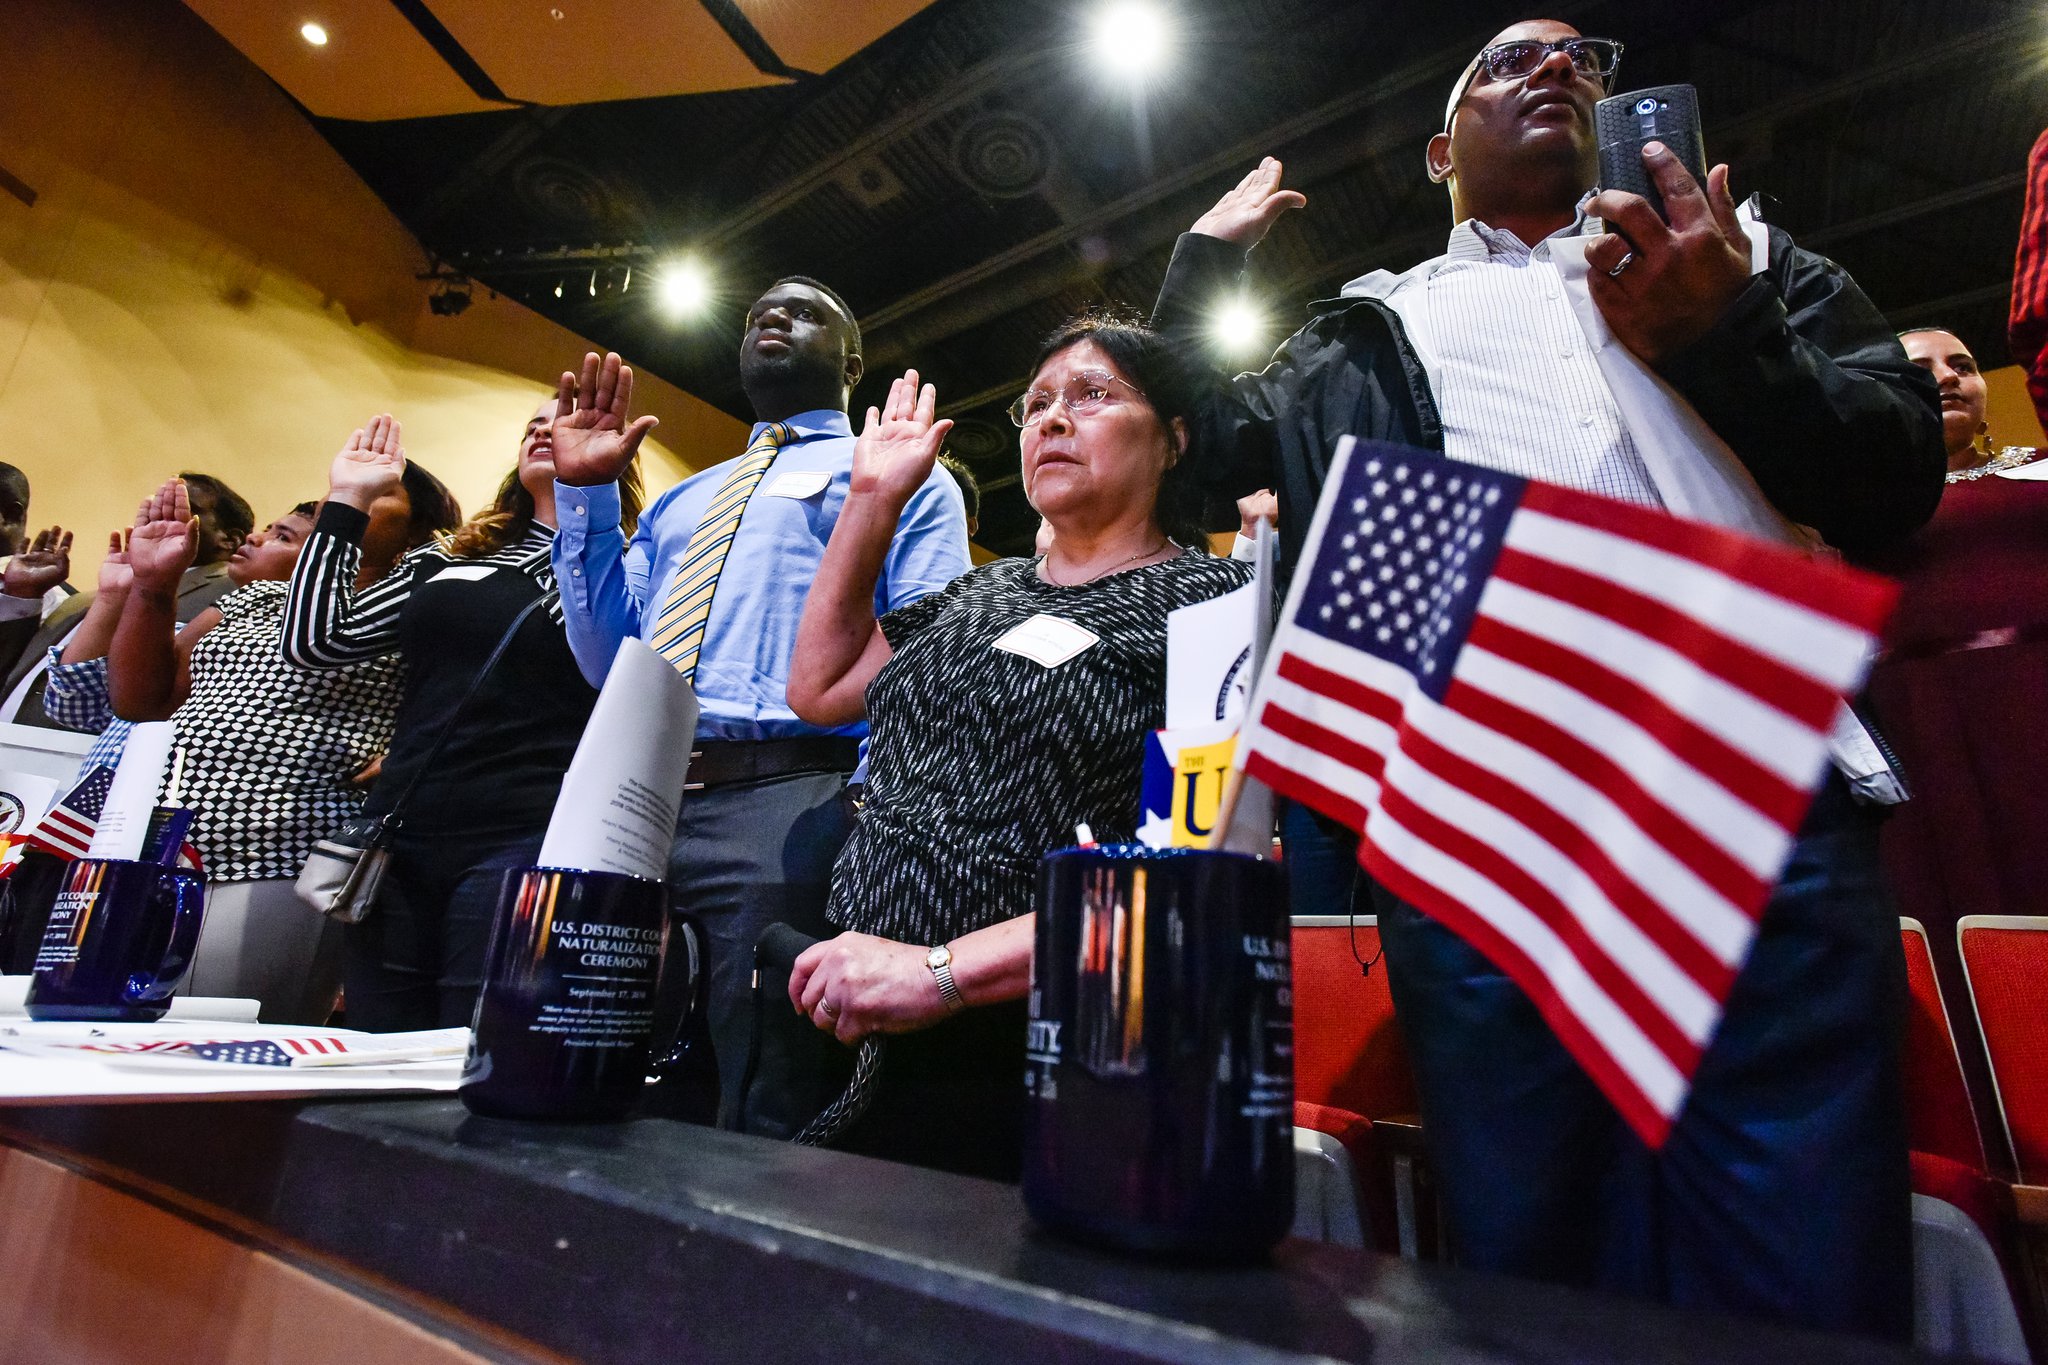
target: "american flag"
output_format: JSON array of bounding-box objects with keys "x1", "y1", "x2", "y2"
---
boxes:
[
  {"x1": 21, "y1": 766, "x2": 116, "y2": 861},
  {"x1": 66, "y1": 1036, "x2": 354, "y2": 1065},
  {"x1": 1238, "y1": 440, "x2": 1897, "y2": 1147}
]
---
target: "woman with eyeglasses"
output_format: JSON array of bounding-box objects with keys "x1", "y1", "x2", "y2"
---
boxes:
[{"x1": 784, "y1": 312, "x2": 1249, "y2": 1178}]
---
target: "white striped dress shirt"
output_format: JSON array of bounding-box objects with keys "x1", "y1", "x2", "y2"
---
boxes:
[{"x1": 1378, "y1": 219, "x2": 1665, "y2": 507}]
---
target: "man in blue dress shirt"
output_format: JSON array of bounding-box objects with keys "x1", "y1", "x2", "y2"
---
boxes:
[{"x1": 551, "y1": 277, "x2": 969, "y2": 1136}]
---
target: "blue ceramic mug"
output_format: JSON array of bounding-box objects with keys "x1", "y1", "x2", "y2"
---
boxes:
[
  {"x1": 1023, "y1": 844, "x2": 1294, "y2": 1258},
  {"x1": 460, "y1": 866, "x2": 686, "y2": 1121},
  {"x1": 25, "y1": 858, "x2": 207, "y2": 1022}
]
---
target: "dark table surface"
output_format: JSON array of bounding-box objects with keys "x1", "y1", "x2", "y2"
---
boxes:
[{"x1": 0, "y1": 1098, "x2": 1927, "y2": 1364}]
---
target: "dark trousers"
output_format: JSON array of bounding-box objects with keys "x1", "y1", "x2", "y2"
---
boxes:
[
  {"x1": 1376, "y1": 776, "x2": 1913, "y2": 1341},
  {"x1": 835, "y1": 1001, "x2": 1031, "y2": 1182},
  {"x1": 662, "y1": 770, "x2": 855, "y2": 1139},
  {"x1": 343, "y1": 827, "x2": 542, "y2": 1032},
  {"x1": 1281, "y1": 799, "x2": 1375, "y2": 920}
]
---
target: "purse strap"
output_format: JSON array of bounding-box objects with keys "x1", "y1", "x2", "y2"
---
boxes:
[{"x1": 375, "y1": 585, "x2": 557, "y2": 832}]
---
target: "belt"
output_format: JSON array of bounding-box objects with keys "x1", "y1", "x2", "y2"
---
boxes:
[
  {"x1": 684, "y1": 736, "x2": 861, "y2": 791},
  {"x1": 1880, "y1": 621, "x2": 2048, "y2": 663}
]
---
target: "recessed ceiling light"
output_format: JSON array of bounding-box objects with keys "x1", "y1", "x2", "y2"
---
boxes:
[
  {"x1": 1210, "y1": 296, "x2": 1267, "y2": 356},
  {"x1": 658, "y1": 258, "x2": 713, "y2": 319},
  {"x1": 300, "y1": 22, "x2": 329, "y2": 46},
  {"x1": 1088, "y1": 2, "x2": 1174, "y2": 83}
]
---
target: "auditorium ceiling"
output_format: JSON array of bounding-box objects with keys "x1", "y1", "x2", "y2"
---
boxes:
[{"x1": 228, "y1": 0, "x2": 2048, "y2": 552}]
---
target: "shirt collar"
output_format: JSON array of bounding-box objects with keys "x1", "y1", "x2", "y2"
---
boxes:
[
  {"x1": 751, "y1": 409, "x2": 852, "y2": 444},
  {"x1": 1438, "y1": 195, "x2": 1597, "y2": 271}
]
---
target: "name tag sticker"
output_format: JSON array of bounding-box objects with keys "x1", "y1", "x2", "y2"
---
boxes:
[
  {"x1": 430, "y1": 565, "x2": 497, "y2": 583},
  {"x1": 764, "y1": 471, "x2": 831, "y2": 500},
  {"x1": 992, "y1": 614, "x2": 1099, "y2": 668}
]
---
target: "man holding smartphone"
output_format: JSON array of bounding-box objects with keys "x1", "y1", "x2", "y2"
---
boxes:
[{"x1": 1153, "y1": 18, "x2": 1942, "y2": 1342}]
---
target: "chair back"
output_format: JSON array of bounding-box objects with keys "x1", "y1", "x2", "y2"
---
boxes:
[
  {"x1": 1290, "y1": 915, "x2": 1417, "y2": 1120},
  {"x1": 1899, "y1": 918, "x2": 1987, "y2": 1169},
  {"x1": 1958, "y1": 915, "x2": 2048, "y2": 1183}
]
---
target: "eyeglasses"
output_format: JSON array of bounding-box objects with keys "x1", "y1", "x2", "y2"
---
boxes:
[
  {"x1": 1007, "y1": 370, "x2": 1148, "y2": 428},
  {"x1": 1476, "y1": 36, "x2": 1622, "y2": 85},
  {"x1": 1446, "y1": 36, "x2": 1623, "y2": 128}
]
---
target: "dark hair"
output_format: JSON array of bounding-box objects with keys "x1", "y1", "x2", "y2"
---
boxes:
[
  {"x1": 0, "y1": 463, "x2": 27, "y2": 506},
  {"x1": 289, "y1": 500, "x2": 319, "y2": 519},
  {"x1": 400, "y1": 460, "x2": 464, "y2": 550},
  {"x1": 770, "y1": 275, "x2": 861, "y2": 358},
  {"x1": 937, "y1": 452, "x2": 979, "y2": 523},
  {"x1": 444, "y1": 459, "x2": 644, "y2": 559},
  {"x1": 1025, "y1": 308, "x2": 1212, "y2": 553},
  {"x1": 178, "y1": 472, "x2": 255, "y2": 540}
]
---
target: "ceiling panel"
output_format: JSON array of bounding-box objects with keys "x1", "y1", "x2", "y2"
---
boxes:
[
  {"x1": 426, "y1": 0, "x2": 781, "y2": 105},
  {"x1": 737, "y1": 0, "x2": 942, "y2": 75},
  {"x1": 182, "y1": 0, "x2": 509, "y2": 119}
]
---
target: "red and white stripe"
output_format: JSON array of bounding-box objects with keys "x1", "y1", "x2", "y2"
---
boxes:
[{"x1": 1242, "y1": 479, "x2": 1895, "y2": 1146}]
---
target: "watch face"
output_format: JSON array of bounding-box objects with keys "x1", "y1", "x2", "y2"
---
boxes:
[{"x1": 926, "y1": 946, "x2": 949, "y2": 969}]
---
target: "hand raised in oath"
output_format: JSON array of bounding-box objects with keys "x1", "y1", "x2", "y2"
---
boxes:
[{"x1": 551, "y1": 351, "x2": 659, "y2": 487}]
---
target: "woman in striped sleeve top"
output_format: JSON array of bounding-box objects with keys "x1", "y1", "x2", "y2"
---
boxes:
[
  {"x1": 283, "y1": 402, "x2": 644, "y2": 1031},
  {"x1": 785, "y1": 314, "x2": 1250, "y2": 1176}
]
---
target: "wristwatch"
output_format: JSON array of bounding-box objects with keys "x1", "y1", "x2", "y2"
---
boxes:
[{"x1": 926, "y1": 943, "x2": 965, "y2": 1011}]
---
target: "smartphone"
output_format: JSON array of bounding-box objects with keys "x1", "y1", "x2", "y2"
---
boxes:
[{"x1": 1596, "y1": 84, "x2": 1707, "y2": 222}]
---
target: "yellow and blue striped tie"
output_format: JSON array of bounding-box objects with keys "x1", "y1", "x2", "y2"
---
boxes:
[{"x1": 649, "y1": 421, "x2": 795, "y2": 682}]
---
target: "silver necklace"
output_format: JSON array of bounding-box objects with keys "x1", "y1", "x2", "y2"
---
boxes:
[
  {"x1": 1040, "y1": 540, "x2": 1171, "y2": 587},
  {"x1": 1947, "y1": 447, "x2": 2039, "y2": 484}
]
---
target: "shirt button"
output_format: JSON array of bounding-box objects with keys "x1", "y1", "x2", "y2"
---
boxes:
[
  {"x1": 1560, "y1": 346, "x2": 1575, "y2": 359},
  {"x1": 573, "y1": 505, "x2": 585, "y2": 515},
  {"x1": 1579, "y1": 415, "x2": 1596, "y2": 428},
  {"x1": 571, "y1": 568, "x2": 583, "y2": 577}
]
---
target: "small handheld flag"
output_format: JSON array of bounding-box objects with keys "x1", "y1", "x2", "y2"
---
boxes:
[{"x1": 1237, "y1": 440, "x2": 1897, "y2": 1147}]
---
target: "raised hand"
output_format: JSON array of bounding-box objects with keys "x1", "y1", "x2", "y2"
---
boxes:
[
  {"x1": 1585, "y1": 148, "x2": 1752, "y2": 366},
  {"x1": 1190, "y1": 157, "x2": 1308, "y2": 250},
  {"x1": 98, "y1": 529, "x2": 135, "y2": 597},
  {"x1": 328, "y1": 414, "x2": 407, "y2": 510},
  {"x1": 3, "y1": 526, "x2": 73, "y2": 600},
  {"x1": 551, "y1": 351, "x2": 660, "y2": 487},
  {"x1": 850, "y1": 370, "x2": 953, "y2": 511},
  {"x1": 1235, "y1": 489, "x2": 1278, "y2": 539},
  {"x1": 127, "y1": 479, "x2": 200, "y2": 593}
]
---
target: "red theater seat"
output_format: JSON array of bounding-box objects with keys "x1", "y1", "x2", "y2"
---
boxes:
[
  {"x1": 1289, "y1": 916, "x2": 1418, "y2": 1121},
  {"x1": 1291, "y1": 916, "x2": 1421, "y2": 1256},
  {"x1": 1293, "y1": 1100, "x2": 1390, "y2": 1248},
  {"x1": 1959, "y1": 916, "x2": 2048, "y2": 1185},
  {"x1": 1900, "y1": 918, "x2": 1988, "y2": 1171}
]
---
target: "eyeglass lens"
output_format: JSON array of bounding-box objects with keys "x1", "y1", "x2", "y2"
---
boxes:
[
  {"x1": 1010, "y1": 372, "x2": 1125, "y2": 426},
  {"x1": 1486, "y1": 38, "x2": 1617, "y2": 81}
]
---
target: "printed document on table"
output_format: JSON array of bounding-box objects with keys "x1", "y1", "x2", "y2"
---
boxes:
[
  {"x1": 537, "y1": 638, "x2": 699, "y2": 881},
  {"x1": 86, "y1": 721, "x2": 175, "y2": 861}
]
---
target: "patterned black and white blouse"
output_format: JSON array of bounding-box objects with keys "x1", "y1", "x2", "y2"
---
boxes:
[
  {"x1": 827, "y1": 550, "x2": 1252, "y2": 945},
  {"x1": 178, "y1": 580, "x2": 403, "y2": 881}
]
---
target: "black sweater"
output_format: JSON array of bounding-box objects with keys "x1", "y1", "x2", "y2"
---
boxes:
[{"x1": 281, "y1": 502, "x2": 597, "y2": 838}]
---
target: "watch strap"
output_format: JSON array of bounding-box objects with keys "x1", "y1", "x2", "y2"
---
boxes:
[{"x1": 928, "y1": 946, "x2": 966, "y2": 1011}]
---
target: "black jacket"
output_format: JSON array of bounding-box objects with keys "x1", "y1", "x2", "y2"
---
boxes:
[{"x1": 1151, "y1": 228, "x2": 1945, "y2": 577}]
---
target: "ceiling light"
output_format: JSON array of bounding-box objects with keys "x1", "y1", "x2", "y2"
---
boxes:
[
  {"x1": 300, "y1": 21, "x2": 329, "y2": 46},
  {"x1": 1088, "y1": 2, "x2": 1174, "y2": 82},
  {"x1": 657, "y1": 258, "x2": 712, "y2": 319},
  {"x1": 1210, "y1": 297, "x2": 1267, "y2": 357}
]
